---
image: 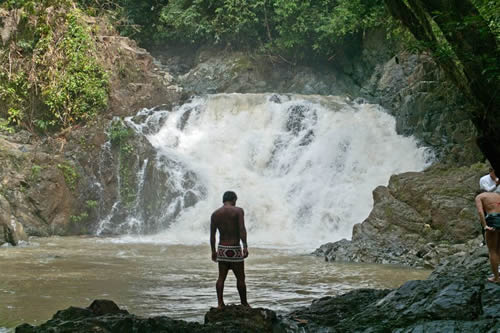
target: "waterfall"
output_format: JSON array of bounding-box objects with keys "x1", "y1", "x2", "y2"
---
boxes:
[{"x1": 108, "y1": 93, "x2": 433, "y2": 248}]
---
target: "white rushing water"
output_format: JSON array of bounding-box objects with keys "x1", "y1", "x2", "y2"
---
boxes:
[{"x1": 120, "y1": 93, "x2": 432, "y2": 249}]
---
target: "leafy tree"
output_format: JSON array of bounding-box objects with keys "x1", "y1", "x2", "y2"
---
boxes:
[
  {"x1": 156, "y1": 0, "x2": 386, "y2": 61},
  {"x1": 0, "y1": 1, "x2": 109, "y2": 132}
]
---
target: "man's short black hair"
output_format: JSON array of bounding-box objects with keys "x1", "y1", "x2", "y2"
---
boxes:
[{"x1": 223, "y1": 191, "x2": 237, "y2": 203}]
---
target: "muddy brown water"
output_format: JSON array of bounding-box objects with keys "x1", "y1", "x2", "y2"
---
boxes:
[{"x1": 0, "y1": 236, "x2": 430, "y2": 330}]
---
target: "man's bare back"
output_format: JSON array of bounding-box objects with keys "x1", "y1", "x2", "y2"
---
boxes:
[
  {"x1": 211, "y1": 205, "x2": 245, "y2": 246},
  {"x1": 476, "y1": 192, "x2": 500, "y2": 218},
  {"x1": 210, "y1": 191, "x2": 249, "y2": 308}
]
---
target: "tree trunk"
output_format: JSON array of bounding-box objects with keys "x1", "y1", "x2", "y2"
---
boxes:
[{"x1": 384, "y1": 0, "x2": 500, "y2": 171}]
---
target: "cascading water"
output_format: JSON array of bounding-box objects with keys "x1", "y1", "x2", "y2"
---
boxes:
[{"x1": 104, "y1": 93, "x2": 433, "y2": 249}]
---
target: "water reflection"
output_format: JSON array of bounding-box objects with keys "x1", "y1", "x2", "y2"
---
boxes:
[{"x1": 0, "y1": 237, "x2": 430, "y2": 329}]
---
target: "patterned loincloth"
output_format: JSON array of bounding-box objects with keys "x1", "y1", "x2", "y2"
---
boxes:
[
  {"x1": 486, "y1": 213, "x2": 500, "y2": 229},
  {"x1": 217, "y1": 245, "x2": 244, "y2": 262}
]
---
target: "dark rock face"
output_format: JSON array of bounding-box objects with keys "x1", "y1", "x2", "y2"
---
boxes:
[
  {"x1": 362, "y1": 52, "x2": 482, "y2": 164},
  {"x1": 314, "y1": 163, "x2": 486, "y2": 268},
  {"x1": 286, "y1": 289, "x2": 391, "y2": 330},
  {"x1": 204, "y1": 305, "x2": 281, "y2": 332},
  {"x1": 285, "y1": 247, "x2": 500, "y2": 332},
  {"x1": 0, "y1": 135, "x2": 76, "y2": 241},
  {"x1": 16, "y1": 301, "x2": 283, "y2": 333}
]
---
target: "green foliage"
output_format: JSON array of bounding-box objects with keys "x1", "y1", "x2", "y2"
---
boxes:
[
  {"x1": 57, "y1": 162, "x2": 79, "y2": 190},
  {"x1": 70, "y1": 211, "x2": 88, "y2": 223},
  {"x1": 75, "y1": 0, "x2": 170, "y2": 46},
  {"x1": 85, "y1": 200, "x2": 98, "y2": 208},
  {"x1": 41, "y1": 10, "x2": 109, "y2": 128},
  {"x1": 0, "y1": 1, "x2": 109, "y2": 132},
  {"x1": 0, "y1": 117, "x2": 14, "y2": 133},
  {"x1": 109, "y1": 119, "x2": 133, "y2": 145},
  {"x1": 474, "y1": 0, "x2": 500, "y2": 38},
  {"x1": 30, "y1": 164, "x2": 43, "y2": 181},
  {"x1": 109, "y1": 0, "x2": 387, "y2": 60}
]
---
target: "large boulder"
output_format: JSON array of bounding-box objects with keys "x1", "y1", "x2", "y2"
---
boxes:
[
  {"x1": 0, "y1": 135, "x2": 76, "y2": 238},
  {"x1": 205, "y1": 305, "x2": 280, "y2": 333},
  {"x1": 315, "y1": 163, "x2": 486, "y2": 268},
  {"x1": 16, "y1": 301, "x2": 283, "y2": 333},
  {"x1": 175, "y1": 47, "x2": 358, "y2": 96},
  {"x1": 0, "y1": 193, "x2": 27, "y2": 246}
]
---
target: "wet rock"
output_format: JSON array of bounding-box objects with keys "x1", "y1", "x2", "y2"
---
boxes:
[
  {"x1": 205, "y1": 305, "x2": 281, "y2": 333},
  {"x1": 0, "y1": 194, "x2": 27, "y2": 246},
  {"x1": 286, "y1": 247, "x2": 500, "y2": 332},
  {"x1": 16, "y1": 301, "x2": 282, "y2": 333},
  {"x1": 15, "y1": 300, "x2": 204, "y2": 333},
  {"x1": 286, "y1": 289, "x2": 391, "y2": 330},
  {"x1": 315, "y1": 163, "x2": 486, "y2": 268}
]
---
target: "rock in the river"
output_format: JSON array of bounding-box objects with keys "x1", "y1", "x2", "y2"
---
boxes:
[
  {"x1": 314, "y1": 163, "x2": 486, "y2": 268},
  {"x1": 205, "y1": 305, "x2": 280, "y2": 332},
  {"x1": 15, "y1": 299, "x2": 204, "y2": 333},
  {"x1": 16, "y1": 301, "x2": 283, "y2": 333}
]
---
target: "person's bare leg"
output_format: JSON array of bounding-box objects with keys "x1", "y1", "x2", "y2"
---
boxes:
[
  {"x1": 496, "y1": 231, "x2": 500, "y2": 280},
  {"x1": 232, "y1": 261, "x2": 249, "y2": 307},
  {"x1": 486, "y1": 230, "x2": 499, "y2": 282},
  {"x1": 216, "y1": 262, "x2": 230, "y2": 308}
]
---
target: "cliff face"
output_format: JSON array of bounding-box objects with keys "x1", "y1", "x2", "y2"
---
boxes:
[{"x1": 0, "y1": 5, "x2": 184, "y2": 245}]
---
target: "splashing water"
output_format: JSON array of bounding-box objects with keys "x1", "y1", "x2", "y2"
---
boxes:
[{"x1": 116, "y1": 93, "x2": 432, "y2": 249}]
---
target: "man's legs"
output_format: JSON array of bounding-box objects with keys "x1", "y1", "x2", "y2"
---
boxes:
[
  {"x1": 232, "y1": 262, "x2": 249, "y2": 307},
  {"x1": 216, "y1": 262, "x2": 230, "y2": 308},
  {"x1": 485, "y1": 230, "x2": 500, "y2": 282}
]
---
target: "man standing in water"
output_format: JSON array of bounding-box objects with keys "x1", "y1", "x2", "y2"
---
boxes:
[
  {"x1": 210, "y1": 191, "x2": 249, "y2": 308},
  {"x1": 475, "y1": 191, "x2": 500, "y2": 283}
]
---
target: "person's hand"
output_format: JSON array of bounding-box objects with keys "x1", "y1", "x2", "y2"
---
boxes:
[
  {"x1": 485, "y1": 225, "x2": 495, "y2": 231},
  {"x1": 211, "y1": 251, "x2": 217, "y2": 262},
  {"x1": 243, "y1": 248, "x2": 249, "y2": 258}
]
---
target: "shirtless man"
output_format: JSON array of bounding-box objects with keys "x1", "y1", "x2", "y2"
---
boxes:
[
  {"x1": 475, "y1": 191, "x2": 500, "y2": 283},
  {"x1": 210, "y1": 191, "x2": 249, "y2": 308}
]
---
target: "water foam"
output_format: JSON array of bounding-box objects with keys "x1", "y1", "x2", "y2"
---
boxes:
[{"x1": 118, "y1": 93, "x2": 432, "y2": 249}]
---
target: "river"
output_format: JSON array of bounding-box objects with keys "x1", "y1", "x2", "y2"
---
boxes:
[
  {"x1": 1, "y1": 94, "x2": 434, "y2": 330},
  {"x1": 0, "y1": 237, "x2": 430, "y2": 330}
]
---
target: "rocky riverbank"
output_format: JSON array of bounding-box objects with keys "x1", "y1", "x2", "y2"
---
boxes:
[
  {"x1": 15, "y1": 247, "x2": 499, "y2": 332},
  {"x1": 314, "y1": 163, "x2": 486, "y2": 268}
]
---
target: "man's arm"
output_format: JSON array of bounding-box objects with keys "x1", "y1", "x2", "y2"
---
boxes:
[
  {"x1": 475, "y1": 194, "x2": 493, "y2": 231},
  {"x1": 238, "y1": 208, "x2": 248, "y2": 258},
  {"x1": 210, "y1": 213, "x2": 217, "y2": 262}
]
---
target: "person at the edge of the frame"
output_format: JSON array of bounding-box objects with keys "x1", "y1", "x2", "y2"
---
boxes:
[
  {"x1": 210, "y1": 191, "x2": 250, "y2": 309},
  {"x1": 475, "y1": 191, "x2": 500, "y2": 283},
  {"x1": 479, "y1": 167, "x2": 500, "y2": 193}
]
